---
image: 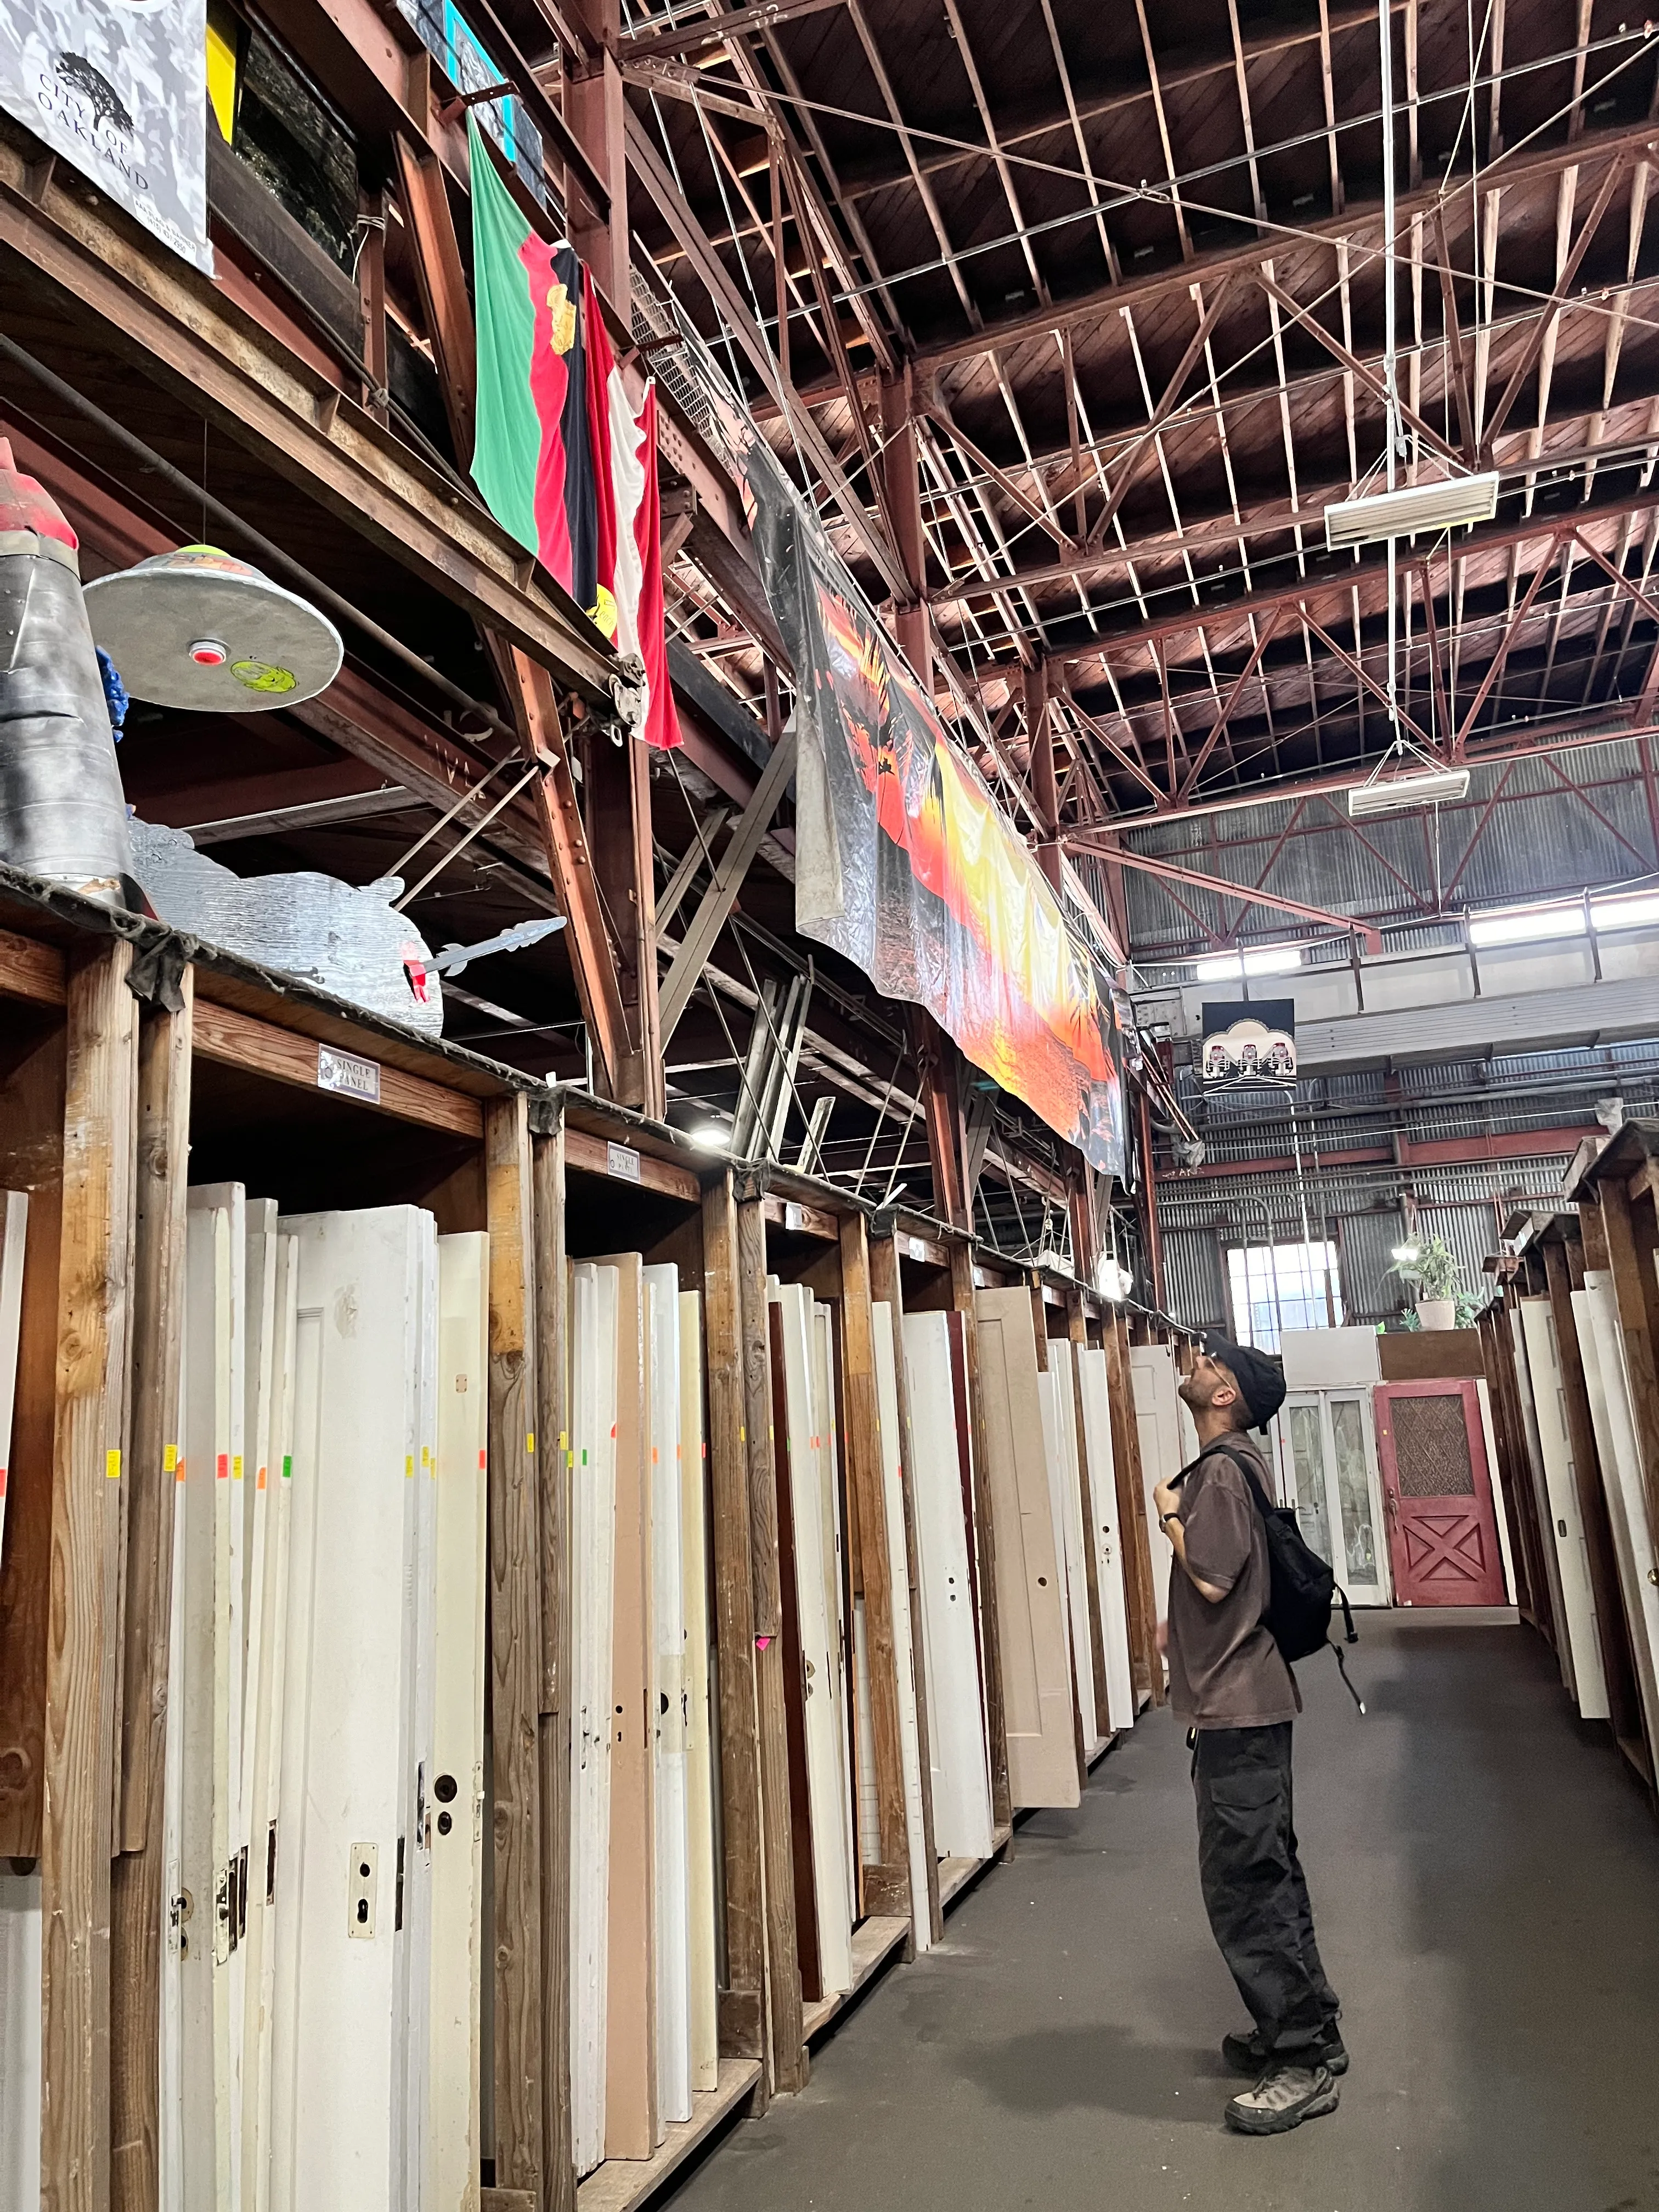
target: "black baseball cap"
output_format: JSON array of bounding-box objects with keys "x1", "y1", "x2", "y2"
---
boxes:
[{"x1": 1201, "y1": 1333, "x2": 1286, "y2": 1431}]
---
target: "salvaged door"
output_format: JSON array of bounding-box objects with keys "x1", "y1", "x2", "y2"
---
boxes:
[{"x1": 1375, "y1": 1380, "x2": 1507, "y2": 1607}]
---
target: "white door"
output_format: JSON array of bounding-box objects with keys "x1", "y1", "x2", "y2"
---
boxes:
[
  {"x1": 0, "y1": 1865, "x2": 40, "y2": 2212},
  {"x1": 902, "y1": 1312, "x2": 993, "y2": 1863},
  {"x1": 569, "y1": 1261, "x2": 618, "y2": 2177},
  {"x1": 269, "y1": 1207, "x2": 427, "y2": 2212},
  {"x1": 0, "y1": 1189, "x2": 28, "y2": 1575},
  {"x1": 1510, "y1": 1305, "x2": 1576, "y2": 1696},
  {"x1": 974, "y1": 1290, "x2": 1080, "y2": 1813},
  {"x1": 770, "y1": 1283, "x2": 854, "y2": 1995},
  {"x1": 676, "y1": 1291, "x2": 720, "y2": 2094},
  {"x1": 811, "y1": 1302, "x2": 858, "y2": 1931},
  {"x1": 1575, "y1": 1277, "x2": 1659, "y2": 1757},
  {"x1": 1046, "y1": 1342, "x2": 1101, "y2": 1751},
  {"x1": 1076, "y1": 1348, "x2": 1135, "y2": 1734},
  {"x1": 1274, "y1": 1390, "x2": 1390, "y2": 1607},
  {"x1": 1130, "y1": 1344, "x2": 1183, "y2": 1627},
  {"x1": 427, "y1": 1233, "x2": 489, "y2": 2212},
  {"x1": 872, "y1": 1305, "x2": 932, "y2": 1950},
  {"x1": 1520, "y1": 1298, "x2": 1610, "y2": 1720},
  {"x1": 644, "y1": 1263, "x2": 692, "y2": 2129}
]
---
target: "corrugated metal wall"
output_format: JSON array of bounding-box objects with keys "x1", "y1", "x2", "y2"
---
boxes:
[{"x1": 1154, "y1": 1152, "x2": 1570, "y2": 1330}]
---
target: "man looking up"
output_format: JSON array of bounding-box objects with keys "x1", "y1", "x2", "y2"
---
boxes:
[{"x1": 1154, "y1": 1335, "x2": 1344, "y2": 2136}]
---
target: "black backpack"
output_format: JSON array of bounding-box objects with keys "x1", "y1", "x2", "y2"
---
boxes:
[{"x1": 1189, "y1": 1440, "x2": 1364, "y2": 1711}]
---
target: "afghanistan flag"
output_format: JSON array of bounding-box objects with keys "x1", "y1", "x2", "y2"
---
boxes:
[
  {"x1": 469, "y1": 115, "x2": 596, "y2": 614},
  {"x1": 469, "y1": 120, "x2": 680, "y2": 749}
]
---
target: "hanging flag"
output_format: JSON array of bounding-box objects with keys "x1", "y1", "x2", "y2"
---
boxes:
[
  {"x1": 582, "y1": 266, "x2": 681, "y2": 751},
  {"x1": 469, "y1": 116, "x2": 595, "y2": 608}
]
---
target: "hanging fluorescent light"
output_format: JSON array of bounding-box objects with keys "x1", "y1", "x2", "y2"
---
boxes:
[
  {"x1": 1347, "y1": 766, "x2": 1471, "y2": 818},
  {"x1": 1468, "y1": 901, "x2": 1585, "y2": 948},
  {"x1": 1589, "y1": 889, "x2": 1659, "y2": 933},
  {"x1": 1324, "y1": 471, "x2": 1500, "y2": 550},
  {"x1": 1193, "y1": 945, "x2": 1304, "y2": 982}
]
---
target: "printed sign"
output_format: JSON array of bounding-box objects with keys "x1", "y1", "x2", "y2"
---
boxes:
[
  {"x1": 606, "y1": 1139, "x2": 641, "y2": 1184},
  {"x1": 1200, "y1": 999, "x2": 1297, "y2": 1090},
  {"x1": 0, "y1": 0, "x2": 213, "y2": 272},
  {"x1": 317, "y1": 1045, "x2": 382, "y2": 1104}
]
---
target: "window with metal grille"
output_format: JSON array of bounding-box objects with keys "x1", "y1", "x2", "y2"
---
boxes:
[{"x1": 1392, "y1": 1393, "x2": 1475, "y2": 1498}]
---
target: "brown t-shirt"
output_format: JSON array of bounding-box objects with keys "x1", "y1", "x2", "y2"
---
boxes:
[{"x1": 1166, "y1": 1435, "x2": 1300, "y2": 1730}]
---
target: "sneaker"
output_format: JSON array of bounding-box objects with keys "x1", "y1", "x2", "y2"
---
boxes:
[
  {"x1": 1222, "y1": 2025, "x2": 1348, "y2": 2078},
  {"x1": 1224, "y1": 2062, "x2": 1341, "y2": 2136}
]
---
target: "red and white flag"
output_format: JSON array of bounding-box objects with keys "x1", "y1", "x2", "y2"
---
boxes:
[{"x1": 583, "y1": 267, "x2": 681, "y2": 751}]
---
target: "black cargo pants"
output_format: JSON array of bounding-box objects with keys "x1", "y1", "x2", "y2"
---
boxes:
[{"x1": 1193, "y1": 1722, "x2": 1339, "y2": 2058}]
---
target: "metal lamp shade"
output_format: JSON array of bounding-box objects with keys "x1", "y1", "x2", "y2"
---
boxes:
[{"x1": 83, "y1": 545, "x2": 344, "y2": 710}]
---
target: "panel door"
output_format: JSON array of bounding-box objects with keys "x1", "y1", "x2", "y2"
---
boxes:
[
  {"x1": 1043, "y1": 1345, "x2": 1099, "y2": 1748},
  {"x1": 644, "y1": 1263, "x2": 692, "y2": 2130},
  {"x1": 1076, "y1": 1348, "x2": 1135, "y2": 1734},
  {"x1": 902, "y1": 1313, "x2": 993, "y2": 1862},
  {"x1": 1520, "y1": 1297, "x2": 1611, "y2": 1722},
  {"x1": 1130, "y1": 1344, "x2": 1183, "y2": 1626},
  {"x1": 676, "y1": 1291, "x2": 721, "y2": 2093},
  {"x1": 872, "y1": 1304, "x2": 933, "y2": 1952},
  {"x1": 974, "y1": 1291, "x2": 1080, "y2": 1812},
  {"x1": 1575, "y1": 1279, "x2": 1659, "y2": 1767},
  {"x1": 1375, "y1": 1380, "x2": 1508, "y2": 1607}
]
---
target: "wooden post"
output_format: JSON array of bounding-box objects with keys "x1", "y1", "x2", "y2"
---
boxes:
[
  {"x1": 735, "y1": 1188, "x2": 806, "y2": 2094},
  {"x1": 1066, "y1": 1295, "x2": 1111, "y2": 1735},
  {"x1": 837, "y1": 1215, "x2": 909, "y2": 1915},
  {"x1": 1105, "y1": 1313, "x2": 1162, "y2": 1708},
  {"x1": 1542, "y1": 1235, "x2": 1647, "y2": 1763},
  {"x1": 41, "y1": 936, "x2": 139, "y2": 2212},
  {"x1": 867, "y1": 1232, "x2": 943, "y2": 1942},
  {"x1": 110, "y1": 977, "x2": 193, "y2": 2211},
  {"x1": 947, "y1": 1241, "x2": 1011, "y2": 1829},
  {"x1": 699, "y1": 1175, "x2": 769, "y2": 2095},
  {"x1": 485, "y1": 1095, "x2": 544, "y2": 2198},
  {"x1": 531, "y1": 1115, "x2": 575, "y2": 2212}
]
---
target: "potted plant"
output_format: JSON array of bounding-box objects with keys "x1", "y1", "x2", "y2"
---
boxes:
[{"x1": 1389, "y1": 1234, "x2": 1461, "y2": 1330}]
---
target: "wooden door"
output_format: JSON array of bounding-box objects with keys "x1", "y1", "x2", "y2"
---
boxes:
[
  {"x1": 1574, "y1": 1278, "x2": 1659, "y2": 1772},
  {"x1": 1510, "y1": 1305, "x2": 1574, "y2": 1685},
  {"x1": 427, "y1": 1233, "x2": 488, "y2": 2212},
  {"x1": 901, "y1": 1313, "x2": 993, "y2": 1861},
  {"x1": 592, "y1": 1252, "x2": 657, "y2": 2162},
  {"x1": 644, "y1": 1263, "x2": 692, "y2": 2130},
  {"x1": 1130, "y1": 1344, "x2": 1183, "y2": 1626},
  {"x1": 974, "y1": 1291, "x2": 1080, "y2": 1812},
  {"x1": 1043, "y1": 1346, "x2": 1100, "y2": 1751},
  {"x1": 1519, "y1": 1299, "x2": 1611, "y2": 1720},
  {"x1": 1076, "y1": 1348, "x2": 1135, "y2": 1734},
  {"x1": 1375, "y1": 1380, "x2": 1508, "y2": 1607},
  {"x1": 569, "y1": 1262, "x2": 618, "y2": 2177},
  {"x1": 872, "y1": 1305, "x2": 932, "y2": 1953},
  {"x1": 676, "y1": 1291, "x2": 720, "y2": 2095},
  {"x1": 0, "y1": 1191, "x2": 28, "y2": 1585}
]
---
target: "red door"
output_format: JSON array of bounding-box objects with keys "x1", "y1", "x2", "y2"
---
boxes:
[{"x1": 1375, "y1": 1379, "x2": 1508, "y2": 1607}]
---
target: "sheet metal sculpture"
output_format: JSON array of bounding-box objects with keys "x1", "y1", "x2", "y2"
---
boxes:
[
  {"x1": 0, "y1": 438, "x2": 135, "y2": 904},
  {"x1": 741, "y1": 435, "x2": 1125, "y2": 1176},
  {"x1": 129, "y1": 820, "x2": 443, "y2": 1037},
  {"x1": 83, "y1": 546, "x2": 343, "y2": 712}
]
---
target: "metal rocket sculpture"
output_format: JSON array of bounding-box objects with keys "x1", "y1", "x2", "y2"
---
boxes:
[{"x1": 0, "y1": 438, "x2": 133, "y2": 904}]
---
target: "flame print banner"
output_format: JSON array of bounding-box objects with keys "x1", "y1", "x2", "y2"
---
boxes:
[{"x1": 743, "y1": 438, "x2": 1125, "y2": 1178}]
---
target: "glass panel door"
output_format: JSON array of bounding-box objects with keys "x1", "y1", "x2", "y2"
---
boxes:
[
  {"x1": 1327, "y1": 1391, "x2": 1390, "y2": 1605},
  {"x1": 1285, "y1": 1400, "x2": 1333, "y2": 1567}
]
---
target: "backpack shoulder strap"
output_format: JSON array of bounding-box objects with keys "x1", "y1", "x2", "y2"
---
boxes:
[{"x1": 1198, "y1": 1437, "x2": 1276, "y2": 1517}]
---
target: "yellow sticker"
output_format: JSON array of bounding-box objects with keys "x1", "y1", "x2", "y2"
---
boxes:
[
  {"x1": 405, "y1": 1454, "x2": 414, "y2": 1479},
  {"x1": 527, "y1": 1432, "x2": 535, "y2": 1454},
  {"x1": 230, "y1": 658, "x2": 296, "y2": 694},
  {"x1": 232, "y1": 1454, "x2": 243, "y2": 1480},
  {"x1": 163, "y1": 1444, "x2": 178, "y2": 1474},
  {"x1": 105, "y1": 1448, "x2": 121, "y2": 1481}
]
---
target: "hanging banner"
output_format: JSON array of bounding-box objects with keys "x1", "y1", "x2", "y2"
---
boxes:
[
  {"x1": 1200, "y1": 999, "x2": 1297, "y2": 1089},
  {"x1": 0, "y1": 0, "x2": 213, "y2": 273},
  {"x1": 741, "y1": 434, "x2": 1125, "y2": 1178}
]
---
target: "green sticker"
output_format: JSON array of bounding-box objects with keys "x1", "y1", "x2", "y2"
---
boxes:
[{"x1": 232, "y1": 659, "x2": 297, "y2": 694}]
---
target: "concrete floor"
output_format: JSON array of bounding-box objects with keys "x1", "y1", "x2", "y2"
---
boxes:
[{"x1": 672, "y1": 1613, "x2": 1659, "y2": 2212}]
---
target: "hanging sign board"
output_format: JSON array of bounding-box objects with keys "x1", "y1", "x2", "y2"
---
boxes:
[
  {"x1": 1200, "y1": 999, "x2": 1297, "y2": 1090},
  {"x1": 0, "y1": 0, "x2": 213, "y2": 272},
  {"x1": 740, "y1": 434, "x2": 1126, "y2": 1179}
]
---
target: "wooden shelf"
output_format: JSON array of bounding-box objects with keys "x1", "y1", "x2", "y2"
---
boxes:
[
  {"x1": 801, "y1": 1912, "x2": 910, "y2": 2041},
  {"x1": 574, "y1": 2059, "x2": 763, "y2": 2211},
  {"x1": 938, "y1": 1824, "x2": 1014, "y2": 1913}
]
